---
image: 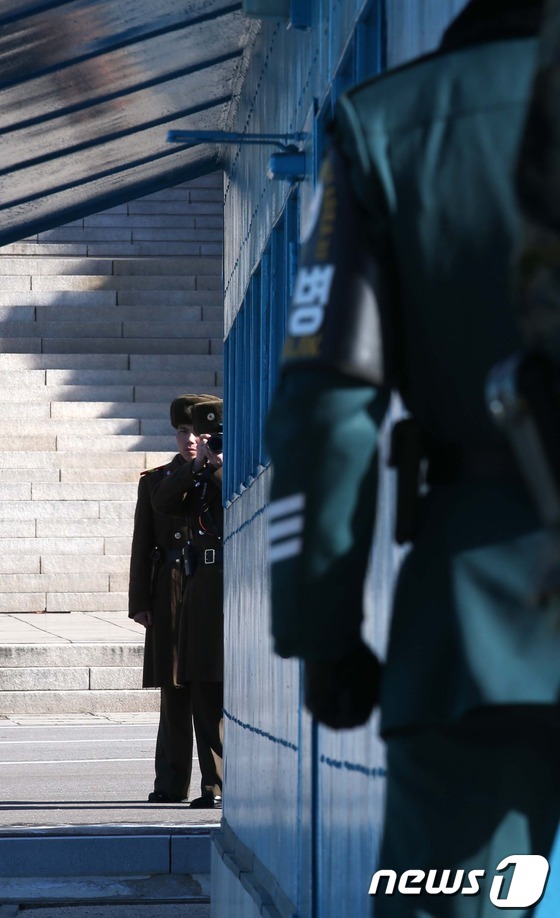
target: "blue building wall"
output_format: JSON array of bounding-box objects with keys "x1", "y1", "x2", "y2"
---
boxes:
[{"x1": 213, "y1": 2, "x2": 465, "y2": 916}]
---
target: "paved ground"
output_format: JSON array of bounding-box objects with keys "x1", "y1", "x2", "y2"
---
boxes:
[
  {"x1": 0, "y1": 612, "x2": 144, "y2": 645},
  {"x1": 0, "y1": 714, "x2": 221, "y2": 830},
  {"x1": 0, "y1": 614, "x2": 219, "y2": 913},
  {"x1": 13, "y1": 907, "x2": 209, "y2": 917},
  {"x1": 0, "y1": 611, "x2": 221, "y2": 828}
]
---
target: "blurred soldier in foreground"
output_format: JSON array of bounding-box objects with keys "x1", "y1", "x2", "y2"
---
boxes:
[
  {"x1": 151, "y1": 399, "x2": 224, "y2": 809},
  {"x1": 486, "y1": 0, "x2": 560, "y2": 603},
  {"x1": 129, "y1": 393, "x2": 216, "y2": 804},
  {"x1": 515, "y1": 0, "x2": 560, "y2": 360},
  {"x1": 267, "y1": 1, "x2": 560, "y2": 913}
]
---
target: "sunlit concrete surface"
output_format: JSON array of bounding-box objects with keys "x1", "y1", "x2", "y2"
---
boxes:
[{"x1": 0, "y1": 713, "x2": 221, "y2": 829}]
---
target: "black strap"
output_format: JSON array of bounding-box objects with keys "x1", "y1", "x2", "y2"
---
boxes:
[
  {"x1": 198, "y1": 480, "x2": 222, "y2": 539},
  {"x1": 426, "y1": 444, "x2": 522, "y2": 486}
]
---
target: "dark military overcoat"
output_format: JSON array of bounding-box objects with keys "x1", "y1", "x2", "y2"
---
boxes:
[
  {"x1": 128, "y1": 453, "x2": 189, "y2": 687},
  {"x1": 150, "y1": 460, "x2": 224, "y2": 683}
]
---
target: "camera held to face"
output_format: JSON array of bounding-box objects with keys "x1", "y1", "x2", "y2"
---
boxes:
[{"x1": 207, "y1": 425, "x2": 223, "y2": 454}]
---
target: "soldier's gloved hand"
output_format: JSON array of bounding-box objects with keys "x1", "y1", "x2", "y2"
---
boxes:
[{"x1": 303, "y1": 640, "x2": 382, "y2": 729}]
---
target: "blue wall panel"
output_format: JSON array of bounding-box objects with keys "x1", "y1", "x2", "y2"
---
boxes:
[
  {"x1": 223, "y1": 469, "x2": 307, "y2": 911},
  {"x1": 386, "y1": 0, "x2": 464, "y2": 66},
  {"x1": 217, "y1": 3, "x2": 465, "y2": 916}
]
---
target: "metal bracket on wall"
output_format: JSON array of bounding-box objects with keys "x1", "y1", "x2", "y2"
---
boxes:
[{"x1": 166, "y1": 130, "x2": 307, "y2": 152}]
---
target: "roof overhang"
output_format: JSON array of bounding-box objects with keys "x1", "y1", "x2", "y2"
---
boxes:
[{"x1": 0, "y1": 0, "x2": 258, "y2": 245}]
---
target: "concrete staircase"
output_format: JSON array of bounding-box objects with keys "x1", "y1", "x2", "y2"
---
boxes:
[{"x1": 0, "y1": 174, "x2": 224, "y2": 713}]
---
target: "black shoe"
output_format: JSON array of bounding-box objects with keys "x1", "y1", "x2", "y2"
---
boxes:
[
  {"x1": 147, "y1": 791, "x2": 183, "y2": 803},
  {"x1": 188, "y1": 791, "x2": 219, "y2": 809}
]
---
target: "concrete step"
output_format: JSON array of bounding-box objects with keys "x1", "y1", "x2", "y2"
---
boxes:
[
  {"x1": 0, "y1": 450, "x2": 172, "y2": 469},
  {"x1": 0, "y1": 257, "x2": 113, "y2": 276},
  {"x1": 43, "y1": 304, "x2": 223, "y2": 322},
  {"x1": 0, "y1": 877, "x2": 210, "y2": 913},
  {"x1": 0, "y1": 523, "x2": 127, "y2": 543},
  {"x1": 0, "y1": 304, "x2": 228, "y2": 325},
  {"x1": 0, "y1": 353, "x2": 130, "y2": 369},
  {"x1": 0, "y1": 666, "x2": 144, "y2": 692},
  {"x1": 0, "y1": 255, "x2": 221, "y2": 278},
  {"x1": 40, "y1": 338, "x2": 221, "y2": 355},
  {"x1": 0, "y1": 629, "x2": 150, "y2": 698},
  {"x1": 0, "y1": 385, "x2": 221, "y2": 403},
  {"x1": 0, "y1": 644, "x2": 142, "y2": 666},
  {"x1": 0, "y1": 468, "x2": 148, "y2": 485},
  {"x1": 28, "y1": 274, "x2": 219, "y2": 293},
  {"x1": 0, "y1": 338, "x2": 220, "y2": 358},
  {"x1": 130, "y1": 354, "x2": 222, "y2": 370},
  {"x1": 0, "y1": 592, "x2": 129, "y2": 614},
  {"x1": 0, "y1": 555, "x2": 129, "y2": 575},
  {"x1": 0, "y1": 418, "x2": 174, "y2": 435},
  {"x1": 0, "y1": 242, "x2": 88, "y2": 255},
  {"x1": 0, "y1": 366, "x2": 219, "y2": 387},
  {"x1": 0, "y1": 688, "x2": 158, "y2": 714},
  {"x1": 0, "y1": 643, "x2": 142, "y2": 666},
  {"x1": 57, "y1": 467, "x2": 150, "y2": 483},
  {"x1": 0, "y1": 288, "x2": 221, "y2": 307},
  {"x1": 0, "y1": 469, "x2": 152, "y2": 487},
  {"x1": 0, "y1": 468, "x2": 60, "y2": 483},
  {"x1": 0, "y1": 642, "x2": 145, "y2": 690},
  {"x1": 0, "y1": 418, "x2": 143, "y2": 435},
  {"x1": 0, "y1": 878, "x2": 210, "y2": 912},
  {"x1": 0, "y1": 289, "x2": 118, "y2": 307},
  {"x1": 0, "y1": 536, "x2": 124, "y2": 555},
  {"x1": 50, "y1": 401, "x2": 169, "y2": 418},
  {"x1": 38, "y1": 304, "x2": 223, "y2": 322},
  {"x1": 0, "y1": 403, "x2": 50, "y2": 419},
  {"x1": 0, "y1": 826, "x2": 211, "y2": 891},
  {"x1": 0, "y1": 435, "x2": 172, "y2": 452},
  {"x1": 0, "y1": 574, "x2": 116, "y2": 595},
  {"x1": 2, "y1": 482, "x2": 139, "y2": 501},
  {"x1": 34, "y1": 225, "x2": 222, "y2": 246},
  {"x1": 57, "y1": 435, "x2": 175, "y2": 452},
  {"x1": 0, "y1": 320, "x2": 121, "y2": 337},
  {"x1": 0, "y1": 385, "x2": 137, "y2": 402},
  {"x1": 0, "y1": 354, "x2": 222, "y2": 377},
  {"x1": 0, "y1": 320, "x2": 222, "y2": 340}
]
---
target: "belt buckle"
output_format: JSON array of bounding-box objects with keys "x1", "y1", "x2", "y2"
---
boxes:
[{"x1": 204, "y1": 549, "x2": 215, "y2": 565}]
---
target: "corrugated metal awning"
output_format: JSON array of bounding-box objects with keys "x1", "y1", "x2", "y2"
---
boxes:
[{"x1": 0, "y1": 0, "x2": 257, "y2": 245}]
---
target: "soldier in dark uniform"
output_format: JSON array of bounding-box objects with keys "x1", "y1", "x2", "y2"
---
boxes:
[
  {"x1": 150, "y1": 398, "x2": 224, "y2": 809},
  {"x1": 267, "y1": 1, "x2": 560, "y2": 914},
  {"x1": 128, "y1": 393, "x2": 216, "y2": 804}
]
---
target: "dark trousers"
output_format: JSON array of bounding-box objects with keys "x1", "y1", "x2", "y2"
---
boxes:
[
  {"x1": 376, "y1": 707, "x2": 560, "y2": 918},
  {"x1": 154, "y1": 685, "x2": 193, "y2": 799},
  {"x1": 154, "y1": 682, "x2": 223, "y2": 798},
  {"x1": 192, "y1": 680, "x2": 224, "y2": 793}
]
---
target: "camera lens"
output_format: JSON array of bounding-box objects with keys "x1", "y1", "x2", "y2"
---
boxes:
[{"x1": 207, "y1": 434, "x2": 223, "y2": 453}]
